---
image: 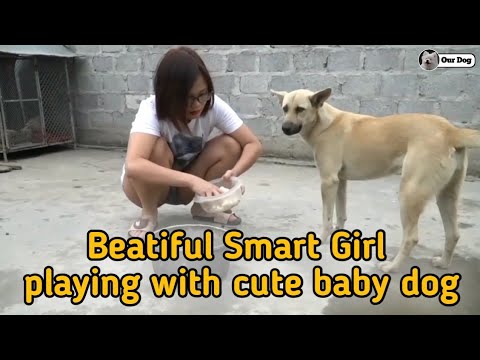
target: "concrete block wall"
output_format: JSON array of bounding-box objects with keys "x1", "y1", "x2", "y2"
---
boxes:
[{"x1": 67, "y1": 45, "x2": 480, "y2": 174}]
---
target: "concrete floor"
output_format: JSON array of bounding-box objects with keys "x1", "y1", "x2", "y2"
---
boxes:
[{"x1": 1, "y1": 145, "x2": 480, "y2": 315}]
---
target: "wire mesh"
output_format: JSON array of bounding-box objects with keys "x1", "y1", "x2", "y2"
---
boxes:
[
  {"x1": 2, "y1": 101, "x2": 42, "y2": 147},
  {"x1": 0, "y1": 57, "x2": 38, "y2": 100},
  {"x1": 0, "y1": 55, "x2": 75, "y2": 157},
  {"x1": 37, "y1": 57, "x2": 74, "y2": 144}
]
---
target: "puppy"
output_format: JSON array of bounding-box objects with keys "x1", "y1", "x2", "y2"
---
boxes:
[
  {"x1": 271, "y1": 87, "x2": 480, "y2": 273},
  {"x1": 420, "y1": 50, "x2": 439, "y2": 70}
]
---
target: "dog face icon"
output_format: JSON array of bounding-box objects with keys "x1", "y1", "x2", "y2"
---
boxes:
[{"x1": 419, "y1": 49, "x2": 439, "y2": 71}]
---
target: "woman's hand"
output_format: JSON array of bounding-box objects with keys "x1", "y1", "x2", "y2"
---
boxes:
[
  {"x1": 222, "y1": 169, "x2": 245, "y2": 194},
  {"x1": 222, "y1": 169, "x2": 237, "y2": 183},
  {"x1": 190, "y1": 176, "x2": 222, "y2": 197}
]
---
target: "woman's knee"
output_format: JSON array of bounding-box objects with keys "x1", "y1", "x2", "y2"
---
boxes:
[
  {"x1": 125, "y1": 137, "x2": 173, "y2": 182},
  {"x1": 212, "y1": 135, "x2": 242, "y2": 160},
  {"x1": 151, "y1": 137, "x2": 174, "y2": 167}
]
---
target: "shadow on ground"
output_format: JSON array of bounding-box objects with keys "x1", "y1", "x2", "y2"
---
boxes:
[{"x1": 323, "y1": 251, "x2": 480, "y2": 315}]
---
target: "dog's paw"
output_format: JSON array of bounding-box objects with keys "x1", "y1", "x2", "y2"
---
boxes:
[
  {"x1": 320, "y1": 234, "x2": 331, "y2": 244},
  {"x1": 320, "y1": 229, "x2": 333, "y2": 244},
  {"x1": 378, "y1": 261, "x2": 398, "y2": 273},
  {"x1": 432, "y1": 256, "x2": 449, "y2": 269}
]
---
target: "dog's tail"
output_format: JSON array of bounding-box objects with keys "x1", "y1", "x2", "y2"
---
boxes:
[{"x1": 451, "y1": 128, "x2": 480, "y2": 148}]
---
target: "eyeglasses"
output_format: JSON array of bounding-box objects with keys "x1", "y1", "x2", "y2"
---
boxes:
[{"x1": 188, "y1": 92, "x2": 212, "y2": 106}]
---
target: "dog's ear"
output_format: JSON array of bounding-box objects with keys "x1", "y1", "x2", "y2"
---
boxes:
[
  {"x1": 270, "y1": 89, "x2": 288, "y2": 105},
  {"x1": 309, "y1": 88, "x2": 332, "y2": 108}
]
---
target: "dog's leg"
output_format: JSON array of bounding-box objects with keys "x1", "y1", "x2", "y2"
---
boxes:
[
  {"x1": 315, "y1": 148, "x2": 343, "y2": 244},
  {"x1": 320, "y1": 175, "x2": 339, "y2": 243},
  {"x1": 379, "y1": 145, "x2": 457, "y2": 273},
  {"x1": 335, "y1": 178, "x2": 347, "y2": 230},
  {"x1": 433, "y1": 148, "x2": 467, "y2": 269},
  {"x1": 379, "y1": 179, "x2": 429, "y2": 273}
]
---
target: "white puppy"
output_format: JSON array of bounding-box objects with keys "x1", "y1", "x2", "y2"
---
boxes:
[{"x1": 420, "y1": 50, "x2": 439, "y2": 70}]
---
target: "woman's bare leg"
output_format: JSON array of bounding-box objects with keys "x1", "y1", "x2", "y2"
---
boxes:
[
  {"x1": 123, "y1": 137, "x2": 173, "y2": 237},
  {"x1": 124, "y1": 134, "x2": 243, "y2": 232},
  {"x1": 176, "y1": 134, "x2": 242, "y2": 223}
]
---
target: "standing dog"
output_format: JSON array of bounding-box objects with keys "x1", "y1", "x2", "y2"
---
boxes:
[{"x1": 271, "y1": 87, "x2": 480, "y2": 273}]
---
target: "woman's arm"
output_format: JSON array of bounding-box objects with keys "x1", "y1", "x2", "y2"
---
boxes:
[
  {"x1": 210, "y1": 95, "x2": 263, "y2": 178},
  {"x1": 227, "y1": 124, "x2": 263, "y2": 177}
]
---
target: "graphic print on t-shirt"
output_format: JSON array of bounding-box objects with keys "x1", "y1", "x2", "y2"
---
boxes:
[{"x1": 170, "y1": 132, "x2": 203, "y2": 169}]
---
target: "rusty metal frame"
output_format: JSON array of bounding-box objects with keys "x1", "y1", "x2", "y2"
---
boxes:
[{"x1": 0, "y1": 54, "x2": 77, "y2": 161}]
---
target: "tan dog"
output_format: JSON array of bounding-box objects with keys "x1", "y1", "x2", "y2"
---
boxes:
[{"x1": 271, "y1": 87, "x2": 480, "y2": 273}]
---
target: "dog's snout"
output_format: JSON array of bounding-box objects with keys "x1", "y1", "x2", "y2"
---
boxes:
[{"x1": 282, "y1": 122, "x2": 302, "y2": 136}]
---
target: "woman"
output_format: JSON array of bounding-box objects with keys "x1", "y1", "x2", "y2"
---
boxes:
[{"x1": 121, "y1": 46, "x2": 263, "y2": 237}]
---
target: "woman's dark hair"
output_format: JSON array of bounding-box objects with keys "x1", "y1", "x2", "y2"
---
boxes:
[{"x1": 153, "y1": 46, "x2": 215, "y2": 131}]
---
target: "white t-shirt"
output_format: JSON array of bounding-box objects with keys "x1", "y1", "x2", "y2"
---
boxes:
[{"x1": 121, "y1": 94, "x2": 243, "y2": 183}]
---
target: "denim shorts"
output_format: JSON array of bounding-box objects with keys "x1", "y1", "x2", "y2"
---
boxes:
[{"x1": 165, "y1": 186, "x2": 182, "y2": 205}]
